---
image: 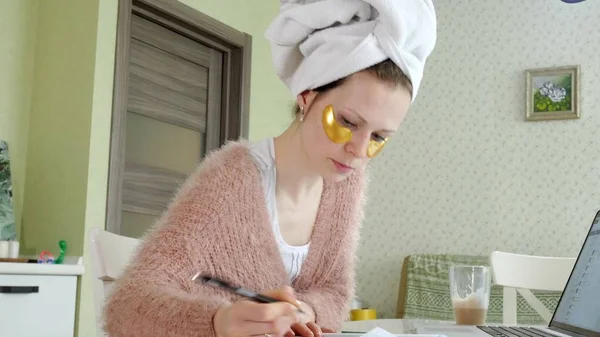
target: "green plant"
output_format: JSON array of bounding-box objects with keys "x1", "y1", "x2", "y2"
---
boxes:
[{"x1": 534, "y1": 90, "x2": 572, "y2": 112}]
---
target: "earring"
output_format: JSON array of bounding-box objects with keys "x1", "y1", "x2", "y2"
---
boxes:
[{"x1": 299, "y1": 106, "x2": 305, "y2": 122}]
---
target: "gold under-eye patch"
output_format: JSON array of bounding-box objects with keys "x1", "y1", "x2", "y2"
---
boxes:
[
  {"x1": 321, "y1": 104, "x2": 388, "y2": 158},
  {"x1": 322, "y1": 104, "x2": 353, "y2": 144},
  {"x1": 366, "y1": 139, "x2": 387, "y2": 157}
]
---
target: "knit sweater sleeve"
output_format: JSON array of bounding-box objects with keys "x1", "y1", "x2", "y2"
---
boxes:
[
  {"x1": 102, "y1": 146, "x2": 249, "y2": 337},
  {"x1": 297, "y1": 242, "x2": 356, "y2": 332},
  {"x1": 296, "y1": 173, "x2": 365, "y2": 332},
  {"x1": 298, "y1": 185, "x2": 365, "y2": 332}
]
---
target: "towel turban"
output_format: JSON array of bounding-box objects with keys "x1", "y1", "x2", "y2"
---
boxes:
[{"x1": 265, "y1": 0, "x2": 438, "y2": 102}]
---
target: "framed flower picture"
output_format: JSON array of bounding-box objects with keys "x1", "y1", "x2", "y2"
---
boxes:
[
  {"x1": 0, "y1": 140, "x2": 16, "y2": 240},
  {"x1": 525, "y1": 65, "x2": 580, "y2": 121}
]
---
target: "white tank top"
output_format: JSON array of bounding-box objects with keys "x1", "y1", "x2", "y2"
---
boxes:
[{"x1": 248, "y1": 138, "x2": 310, "y2": 283}]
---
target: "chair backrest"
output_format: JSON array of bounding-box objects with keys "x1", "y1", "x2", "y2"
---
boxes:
[
  {"x1": 89, "y1": 227, "x2": 141, "y2": 337},
  {"x1": 489, "y1": 251, "x2": 576, "y2": 325}
]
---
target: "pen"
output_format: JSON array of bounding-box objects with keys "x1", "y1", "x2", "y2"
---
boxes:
[{"x1": 191, "y1": 272, "x2": 306, "y2": 314}]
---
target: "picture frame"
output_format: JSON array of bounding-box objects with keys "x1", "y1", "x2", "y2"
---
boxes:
[
  {"x1": 0, "y1": 140, "x2": 16, "y2": 240},
  {"x1": 525, "y1": 65, "x2": 580, "y2": 121}
]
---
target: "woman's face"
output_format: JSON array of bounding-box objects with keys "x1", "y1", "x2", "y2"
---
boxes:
[{"x1": 298, "y1": 70, "x2": 412, "y2": 183}]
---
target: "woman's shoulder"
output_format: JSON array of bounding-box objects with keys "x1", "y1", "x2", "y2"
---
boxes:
[
  {"x1": 180, "y1": 139, "x2": 261, "y2": 191},
  {"x1": 200, "y1": 139, "x2": 254, "y2": 168}
]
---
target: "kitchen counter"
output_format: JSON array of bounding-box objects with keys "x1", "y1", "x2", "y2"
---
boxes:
[{"x1": 0, "y1": 256, "x2": 84, "y2": 276}]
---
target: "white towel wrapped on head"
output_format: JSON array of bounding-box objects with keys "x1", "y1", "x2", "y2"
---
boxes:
[{"x1": 265, "y1": 0, "x2": 437, "y2": 102}]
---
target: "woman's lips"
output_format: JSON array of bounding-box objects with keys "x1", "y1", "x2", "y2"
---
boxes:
[{"x1": 331, "y1": 159, "x2": 354, "y2": 174}]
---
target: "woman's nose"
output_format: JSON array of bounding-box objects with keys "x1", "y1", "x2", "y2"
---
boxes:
[{"x1": 345, "y1": 132, "x2": 370, "y2": 158}]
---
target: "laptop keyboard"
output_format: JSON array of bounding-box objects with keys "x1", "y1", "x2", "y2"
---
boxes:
[{"x1": 477, "y1": 326, "x2": 559, "y2": 337}]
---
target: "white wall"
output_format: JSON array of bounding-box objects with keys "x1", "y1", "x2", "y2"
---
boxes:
[{"x1": 356, "y1": 0, "x2": 600, "y2": 318}]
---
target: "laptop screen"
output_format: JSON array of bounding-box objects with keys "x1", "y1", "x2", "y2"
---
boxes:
[{"x1": 550, "y1": 210, "x2": 600, "y2": 336}]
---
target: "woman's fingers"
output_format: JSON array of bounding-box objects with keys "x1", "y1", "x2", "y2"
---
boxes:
[
  {"x1": 290, "y1": 321, "x2": 323, "y2": 337},
  {"x1": 230, "y1": 314, "x2": 295, "y2": 337},
  {"x1": 235, "y1": 300, "x2": 297, "y2": 322},
  {"x1": 261, "y1": 286, "x2": 301, "y2": 309},
  {"x1": 214, "y1": 287, "x2": 306, "y2": 337},
  {"x1": 236, "y1": 318, "x2": 294, "y2": 337},
  {"x1": 227, "y1": 300, "x2": 297, "y2": 336},
  {"x1": 292, "y1": 322, "x2": 314, "y2": 337},
  {"x1": 306, "y1": 322, "x2": 322, "y2": 336}
]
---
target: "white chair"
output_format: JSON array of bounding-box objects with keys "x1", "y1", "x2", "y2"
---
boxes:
[
  {"x1": 489, "y1": 251, "x2": 576, "y2": 325},
  {"x1": 89, "y1": 227, "x2": 141, "y2": 337}
]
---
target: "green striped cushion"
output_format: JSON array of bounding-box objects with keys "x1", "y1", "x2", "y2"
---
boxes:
[{"x1": 401, "y1": 254, "x2": 561, "y2": 325}]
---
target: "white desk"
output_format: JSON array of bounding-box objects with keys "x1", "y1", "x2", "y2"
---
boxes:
[
  {"x1": 343, "y1": 319, "x2": 412, "y2": 333},
  {"x1": 343, "y1": 319, "x2": 459, "y2": 334},
  {"x1": 0, "y1": 259, "x2": 84, "y2": 337}
]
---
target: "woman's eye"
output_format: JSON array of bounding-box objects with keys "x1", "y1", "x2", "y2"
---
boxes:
[
  {"x1": 340, "y1": 117, "x2": 355, "y2": 127},
  {"x1": 372, "y1": 134, "x2": 386, "y2": 143}
]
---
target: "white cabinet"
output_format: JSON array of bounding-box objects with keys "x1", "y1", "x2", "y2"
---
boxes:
[{"x1": 0, "y1": 261, "x2": 84, "y2": 337}]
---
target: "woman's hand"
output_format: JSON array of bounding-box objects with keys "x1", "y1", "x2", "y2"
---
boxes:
[
  {"x1": 284, "y1": 301, "x2": 323, "y2": 337},
  {"x1": 213, "y1": 287, "x2": 300, "y2": 337},
  {"x1": 286, "y1": 322, "x2": 322, "y2": 337}
]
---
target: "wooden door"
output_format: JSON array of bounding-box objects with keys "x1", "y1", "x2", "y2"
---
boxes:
[
  {"x1": 107, "y1": 0, "x2": 251, "y2": 238},
  {"x1": 118, "y1": 14, "x2": 223, "y2": 238}
]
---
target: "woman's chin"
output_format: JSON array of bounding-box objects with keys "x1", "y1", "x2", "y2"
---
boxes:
[{"x1": 320, "y1": 170, "x2": 353, "y2": 184}]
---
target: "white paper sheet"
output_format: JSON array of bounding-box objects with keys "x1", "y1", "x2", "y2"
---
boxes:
[{"x1": 324, "y1": 327, "x2": 447, "y2": 337}]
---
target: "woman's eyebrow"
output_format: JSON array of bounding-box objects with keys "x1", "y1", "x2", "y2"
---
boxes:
[
  {"x1": 346, "y1": 107, "x2": 397, "y2": 133},
  {"x1": 346, "y1": 107, "x2": 367, "y2": 123}
]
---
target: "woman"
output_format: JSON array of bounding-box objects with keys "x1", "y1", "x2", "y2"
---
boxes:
[{"x1": 103, "y1": 1, "x2": 437, "y2": 336}]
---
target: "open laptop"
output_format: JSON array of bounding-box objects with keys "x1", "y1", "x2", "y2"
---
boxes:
[{"x1": 415, "y1": 210, "x2": 600, "y2": 337}]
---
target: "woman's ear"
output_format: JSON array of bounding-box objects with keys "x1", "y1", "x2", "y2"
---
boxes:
[{"x1": 296, "y1": 90, "x2": 318, "y2": 112}]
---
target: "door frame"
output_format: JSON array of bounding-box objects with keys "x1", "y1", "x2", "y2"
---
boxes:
[{"x1": 106, "y1": 0, "x2": 252, "y2": 234}]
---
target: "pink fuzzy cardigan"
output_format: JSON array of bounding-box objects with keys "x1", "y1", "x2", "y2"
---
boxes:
[{"x1": 103, "y1": 141, "x2": 367, "y2": 337}]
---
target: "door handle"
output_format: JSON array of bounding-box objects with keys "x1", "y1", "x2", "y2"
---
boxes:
[{"x1": 0, "y1": 286, "x2": 39, "y2": 294}]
